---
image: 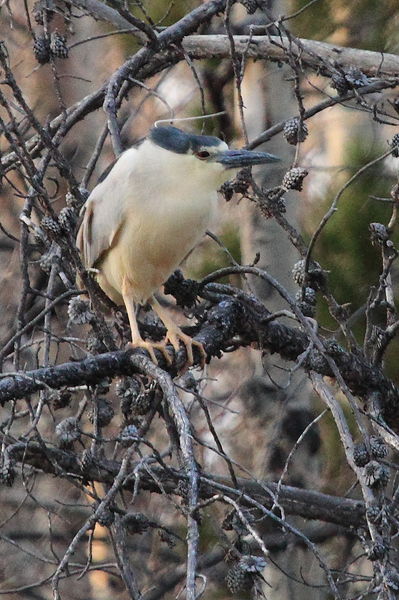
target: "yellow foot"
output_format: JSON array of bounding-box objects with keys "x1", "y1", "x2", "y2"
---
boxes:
[
  {"x1": 165, "y1": 330, "x2": 207, "y2": 368},
  {"x1": 127, "y1": 340, "x2": 173, "y2": 365}
]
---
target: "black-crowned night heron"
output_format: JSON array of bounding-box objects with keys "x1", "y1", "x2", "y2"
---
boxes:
[{"x1": 77, "y1": 125, "x2": 279, "y2": 364}]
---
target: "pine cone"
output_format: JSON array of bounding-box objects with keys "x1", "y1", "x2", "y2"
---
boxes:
[
  {"x1": 116, "y1": 377, "x2": 142, "y2": 417},
  {"x1": 55, "y1": 417, "x2": 80, "y2": 448},
  {"x1": 234, "y1": 168, "x2": 251, "y2": 194},
  {"x1": 1, "y1": 454, "x2": 15, "y2": 487},
  {"x1": 386, "y1": 569, "x2": 399, "y2": 591},
  {"x1": 130, "y1": 392, "x2": 153, "y2": 416},
  {"x1": 240, "y1": 0, "x2": 258, "y2": 14},
  {"x1": 67, "y1": 297, "x2": 94, "y2": 325},
  {"x1": 50, "y1": 31, "x2": 68, "y2": 59},
  {"x1": 367, "y1": 541, "x2": 386, "y2": 561},
  {"x1": 295, "y1": 287, "x2": 316, "y2": 306},
  {"x1": 66, "y1": 190, "x2": 87, "y2": 210},
  {"x1": 122, "y1": 513, "x2": 150, "y2": 535},
  {"x1": 366, "y1": 504, "x2": 381, "y2": 523},
  {"x1": 292, "y1": 259, "x2": 306, "y2": 286},
  {"x1": 283, "y1": 117, "x2": 308, "y2": 145},
  {"x1": 94, "y1": 502, "x2": 114, "y2": 527},
  {"x1": 220, "y1": 181, "x2": 234, "y2": 201},
  {"x1": 58, "y1": 206, "x2": 77, "y2": 234},
  {"x1": 88, "y1": 397, "x2": 114, "y2": 427},
  {"x1": 39, "y1": 250, "x2": 56, "y2": 273},
  {"x1": 263, "y1": 187, "x2": 286, "y2": 214},
  {"x1": 310, "y1": 350, "x2": 329, "y2": 372},
  {"x1": 297, "y1": 300, "x2": 315, "y2": 317},
  {"x1": 365, "y1": 461, "x2": 390, "y2": 488},
  {"x1": 282, "y1": 167, "x2": 308, "y2": 191},
  {"x1": 331, "y1": 73, "x2": 349, "y2": 96},
  {"x1": 226, "y1": 563, "x2": 253, "y2": 594},
  {"x1": 41, "y1": 216, "x2": 61, "y2": 237},
  {"x1": 226, "y1": 555, "x2": 266, "y2": 594},
  {"x1": 369, "y1": 222, "x2": 389, "y2": 245},
  {"x1": 86, "y1": 334, "x2": 107, "y2": 354},
  {"x1": 345, "y1": 66, "x2": 369, "y2": 88},
  {"x1": 324, "y1": 339, "x2": 345, "y2": 357},
  {"x1": 291, "y1": 259, "x2": 324, "y2": 289},
  {"x1": 353, "y1": 442, "x2": 370, "y2": 467},
  {"x1": 390, "y1": 133, "x2": 399, "y2": 157},
  {"x1": 370, "y1": 436, "x2": 388, "y2": 459},
  {"x1": 33, "y1": 35, "x2": 50, "y2": 64},
  {"x1": 81, "y1": 449, "x2": 95, "y2": 472}
]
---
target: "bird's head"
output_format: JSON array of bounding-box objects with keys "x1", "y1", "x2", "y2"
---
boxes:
[{"x1": 148, "y1": 126, "x2": 280, "y2": 189}]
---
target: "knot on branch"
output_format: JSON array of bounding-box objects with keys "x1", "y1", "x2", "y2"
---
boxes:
[{"x1": 164, "y1": 269, "x2": 199, "y2": 308}]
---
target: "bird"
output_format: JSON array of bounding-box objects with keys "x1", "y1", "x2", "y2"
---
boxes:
[{"x1": 76, "y1": 125, "x2": 279, "y2": 365}]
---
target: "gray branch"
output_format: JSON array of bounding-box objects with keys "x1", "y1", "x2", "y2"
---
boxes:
[
  {"x1": 8, "y1": 441, "x2": 366, "y2": 529},
  {"x1": 183, "y1": 34, "x2": 399, "y2": 77}
]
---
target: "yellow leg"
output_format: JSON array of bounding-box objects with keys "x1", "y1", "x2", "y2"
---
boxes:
[
  {"x1": 151, "y1": 297, "x2": 206, "y2": 367},
  {"x1": 121, "y1": 277, "x2": 172, "y2": 365}
]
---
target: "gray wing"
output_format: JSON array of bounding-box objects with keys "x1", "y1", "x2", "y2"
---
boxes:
[{"x1": 76, "y1": 148, "x2": 137, "y2": 269}]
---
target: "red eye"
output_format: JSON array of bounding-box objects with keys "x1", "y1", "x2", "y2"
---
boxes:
[{"x1": 196, "y1": 150, "x2": 210, "y2": 159}]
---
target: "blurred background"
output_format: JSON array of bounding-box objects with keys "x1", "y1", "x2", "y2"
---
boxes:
[{"x1": 1, "y1": 1, "x2": 399, "y2": 598}]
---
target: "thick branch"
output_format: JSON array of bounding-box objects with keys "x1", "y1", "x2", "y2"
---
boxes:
[
  {"x1": 182, "y1": 35, "x2": 399, "y2": 77},
  {"x1": 67, "y1": 0, "x2": 399, "y2": 77},
  {"x1": 1, "y1": 295, "x2": 398, "y2": 430},
  {"x1": 2, "y1": 29, "x2": 398, "y2": 173}
]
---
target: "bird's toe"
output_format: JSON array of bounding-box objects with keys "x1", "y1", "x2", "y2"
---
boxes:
[
  {"x1": 166, "y1": 331, "x2": 206, "y2": 368},
  {"x1": 192, "y1": 339, "x2": 207, "y2": 369},
  {"x1": 127, "y1": 340, "x2": 170, "y2": 365}
]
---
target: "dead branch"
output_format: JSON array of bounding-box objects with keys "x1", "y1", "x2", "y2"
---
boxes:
[
  {"x1": 1, "y1": 290, "x2": 398, "y2": 431},
  {"x1": 183, "y1": 35, "x2": 399, "y2": 77},
  {"x1": 6, "y1": 441, "x2": 366, "y2": 529}
]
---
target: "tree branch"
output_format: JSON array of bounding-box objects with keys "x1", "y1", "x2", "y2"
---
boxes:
[
  {"x1": 1, "y1": 292, "x2": 398, "y2": 431},
  {"x1": 182, "y1": 35, "x2": 399, "y2": 77},
  {"x1": 7, "y1": 441, "x2": 366, "y2": 529}
]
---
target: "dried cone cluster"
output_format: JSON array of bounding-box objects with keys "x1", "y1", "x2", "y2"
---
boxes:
[
  {"x1": 240, "y1": 0, "x2": 258, "y2": 13},
  {"x1": 67, "y1": 297, "x2": 94, "y2": 325},
  {"x1": 225, "y1": 555, "x2": 266, "y2": 594},
  {"x1": 50, "y1": 32, "x2": 68, "y2": 58},
  {"x1": 116, "y1": 377, "x2": 153, "y2": 417},
  {"x1": 33, "y1": 31, "x2": 69, "y2": 64},
  {"x1": 283, "y1": 117, "x2": 308, "y2": 145},
  {"x1": 55, "y1": 417, "x2": 81, "y2": 448},
  {"x1": 331, "y1": 66, "x2": 369, "y2": 96},
  {"x1": 391, "y1": 133, "x2": 399, "y2": 157},
  {"x1": 292, "y1": 259, "x2": 325, "y2": 318},
  {"x1": 369, "y1": 222, "x2": 389, "y2": 245},
  {"x1": 282, "y1": 167, "x2": 308, "y2": 191},
  {"x1": 33, "y1": 35, "x2": 50, "y2": 64}
]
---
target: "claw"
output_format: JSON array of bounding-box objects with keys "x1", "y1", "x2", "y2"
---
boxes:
[
  {"x1": 127, "y1": 340, "x2": 173, "y2": 365},
  {"x1": 192, "y1": 339, "x2": 207, "y2": 369},
  {"x1": 127, "y1": 328, "x2": 206, "y2": 369},
  {"x1": 165, "y1": 330, "x2": 206, "y2": 368},
  {"x1": 150, "y1": 297, "x2": 207, "y2": 369}
]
